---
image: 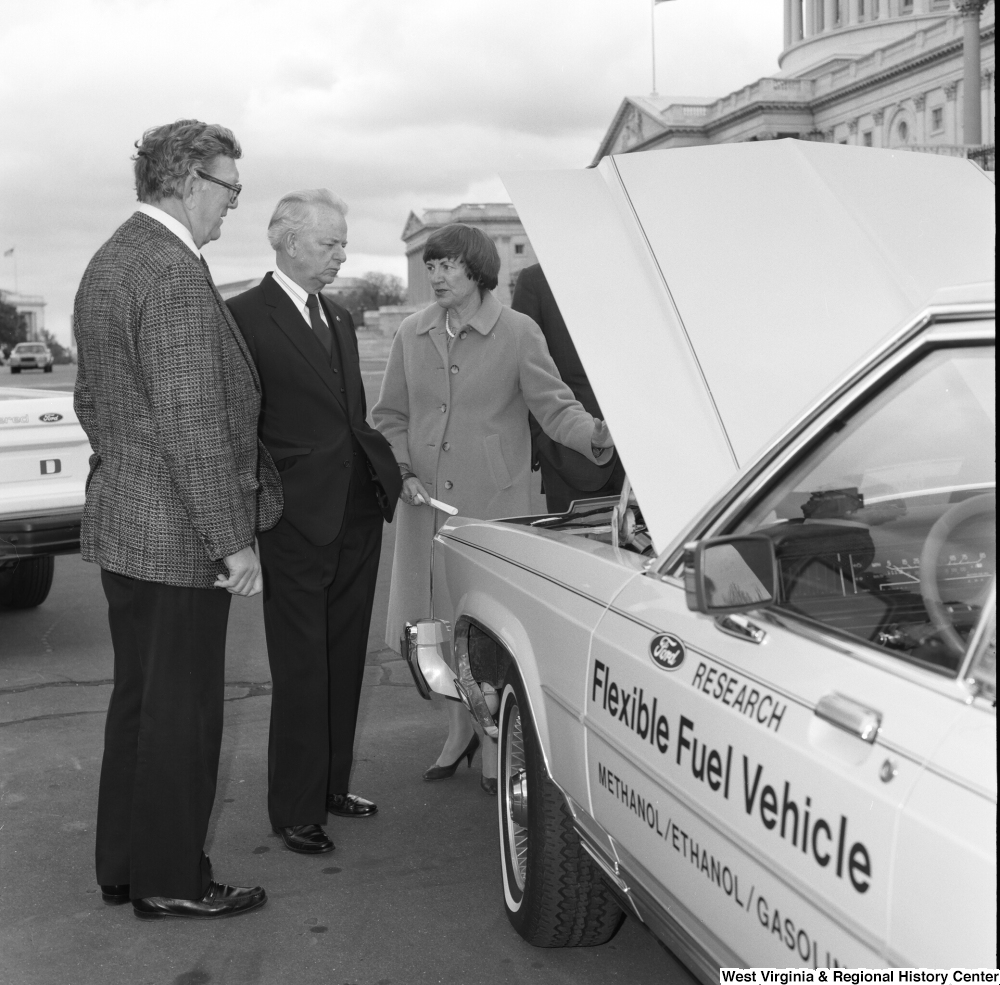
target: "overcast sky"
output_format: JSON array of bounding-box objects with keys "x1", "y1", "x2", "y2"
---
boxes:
[{"x1": 0, "y1": 0, "x2": 782, "y2": 344}]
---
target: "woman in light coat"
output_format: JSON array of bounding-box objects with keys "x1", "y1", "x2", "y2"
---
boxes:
[{"x1": 372, "y1": 224, "x2": 612, "y2": 791}]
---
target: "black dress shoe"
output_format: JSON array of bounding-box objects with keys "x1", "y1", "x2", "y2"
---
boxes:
[
  {"x1": 327, "y1": 792, "x2": 378, "y2": 818},
  {"x1": 423, "y1": 733, "x2": 481, "y2": 780},
  {"x1": 481, "y1": 776, "x2": 497, "y2": 796},
  {"x1": 272, "y1": 823, "x2": 335, "y2": 854},
  {"x1": 132, "y1": 881, "x2": 266, "y2": 919},
  {"x1": 100, "y1": 884, "x2": 130, "y2": 905}
]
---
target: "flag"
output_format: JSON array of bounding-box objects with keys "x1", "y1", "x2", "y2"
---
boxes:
[{"x1": 2, "y1": 248, "x2": 13, "y2": 257}]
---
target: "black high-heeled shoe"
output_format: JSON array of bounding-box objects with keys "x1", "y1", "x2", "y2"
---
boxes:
[
  {"x1": 480, "y1": 775, "x2": 497, "y2": 796},
  {"x1": 423, "y1": 733, "x2": 481, "y2": 780}
]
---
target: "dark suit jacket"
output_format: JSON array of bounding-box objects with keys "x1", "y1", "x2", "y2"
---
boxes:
[
  {"x1": 227, "y1": 272, "x2": 401, "y2": 545},
  {"x1": 73, "y1": 212, "x2": 282, "y2": 588},
  {"x1": 511, "y1": 263, "x2": 616, "y2": 492}
]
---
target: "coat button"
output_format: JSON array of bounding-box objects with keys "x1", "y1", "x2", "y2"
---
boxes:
[
  {"x1": 343, "y1": 461, "x2": 351, "y2": 468},
  {"x1": 450, "y1": 365, "x2": 459, "y2": 374},
  {"x1": 440, "y1": 403, "x2": 447, "y2": 413},
  {"x1": 442, "y1": 441, "x2": 450, "y2": 451},
  {"x1": 444, "y1": 480, "x2": 453, "y2": 490},
  {"x1": 333, "y1": 368, "x2": 339, "y2": 374},
  {"x1": 459, "y1": 331, "x2": 467, "y2": 339}
]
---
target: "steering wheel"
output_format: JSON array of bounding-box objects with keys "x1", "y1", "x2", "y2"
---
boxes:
[{"x1": 920, "y1": 493, "x2": 995, "y2": 661}]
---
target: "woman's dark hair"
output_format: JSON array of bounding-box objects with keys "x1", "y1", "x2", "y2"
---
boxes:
[{"x1": 422, "y1": 224, "x2": 500, "y2": 292}]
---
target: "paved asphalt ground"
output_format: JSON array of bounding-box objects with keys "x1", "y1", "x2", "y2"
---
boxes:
[{"x1": 0, "y1": 351, "x2": 694, "y2": 985}]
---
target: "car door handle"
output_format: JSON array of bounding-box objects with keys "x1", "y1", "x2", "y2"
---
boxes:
[
  {"x1": 714, "y1": 613, "x2": 767, "y2": 644},
  {"x1": 814, "y1": 693, "x2": 882, "y2": 743}
]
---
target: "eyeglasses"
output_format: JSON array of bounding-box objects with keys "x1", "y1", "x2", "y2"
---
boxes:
[{"x1": 196, "y1": 170, "x2": 242, "y2": 205}]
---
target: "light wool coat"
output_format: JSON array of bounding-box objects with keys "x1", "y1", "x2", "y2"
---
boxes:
[{"x1": 373, "y1": 291, "x2": 606, "y2": 650}]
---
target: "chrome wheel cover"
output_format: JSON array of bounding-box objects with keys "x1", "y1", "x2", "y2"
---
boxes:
[{"x1": 503, "y1": 701, "x2": 528, "y2": 891}]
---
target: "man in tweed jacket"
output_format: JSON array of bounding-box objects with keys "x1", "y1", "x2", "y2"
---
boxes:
[{"x1": 73, "y1": 120, "x2": 282, "y2": 920}]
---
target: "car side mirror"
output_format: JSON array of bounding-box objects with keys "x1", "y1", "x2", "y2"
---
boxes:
[{"x1": 683, "y1": 535, "x2": 778, "y2": 615}]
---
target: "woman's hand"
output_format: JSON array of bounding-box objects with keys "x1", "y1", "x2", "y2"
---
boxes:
[
  {"x1": 592, "y1": 418, "x2": 614, "y2": 449},
  {"x1": 401, "y1": 475, "x2": 432, "y2": 507}
]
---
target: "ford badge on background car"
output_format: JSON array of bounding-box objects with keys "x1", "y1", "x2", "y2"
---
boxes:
[{"x1": 401, "y1": 141, "x2": 995, "y2": 976}]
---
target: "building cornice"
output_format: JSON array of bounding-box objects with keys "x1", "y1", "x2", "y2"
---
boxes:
[
  {"x1": 809, "y1": 22, "x2": 994, "y2": 110},
  {"x1": 594, "y1": 16, "x2": 994, "y2": 162}
]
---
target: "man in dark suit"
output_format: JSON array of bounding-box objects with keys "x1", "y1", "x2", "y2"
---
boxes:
[
  {"x1": 74, "y1": 119, "x2": 282, "y2": 919},
  {"x1": 227, "y1": 190, "x2": 401, "y2": 855},
  {"x1": 511, "y1": 263, "x2": 625, "y2": 512}
]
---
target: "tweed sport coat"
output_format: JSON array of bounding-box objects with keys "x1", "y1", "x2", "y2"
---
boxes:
[
  {"x1": 73, "y1": 212, "x2": 282, "y2": 588},
  {"x1": 372, "y1": 291, "x2": 607, "y2": 648}
]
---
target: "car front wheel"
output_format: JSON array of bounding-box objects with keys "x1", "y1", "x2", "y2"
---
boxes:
[
  {"x1": 497, "y1": 664, "x2": 624, "y2": 947},
  {"x1": 0, "y1": 556, "x2": 55, "y2": 608}
]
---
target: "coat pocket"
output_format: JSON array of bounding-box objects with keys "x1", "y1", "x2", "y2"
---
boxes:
[{"x1": 484, "y1": 434, "x2": 512, "y2": 491}]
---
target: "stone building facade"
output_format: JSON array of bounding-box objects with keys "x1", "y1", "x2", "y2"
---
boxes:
[
  {"x1": 401, "y1": 203, "x2": 537, "y2": 307},
  {"x1": 0, "y1": 290, "x2": 46, "y2": 340},
  {"x1": 594, "y1": 0, "x2": 994, "y2": 165}
]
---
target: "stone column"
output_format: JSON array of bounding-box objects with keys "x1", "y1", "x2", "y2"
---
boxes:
[
  {"x1": 785, "y1": 0, "x2": 793, "y2": 48},
  {"x1": 805, "y1": 0, "x2": 816, "y2": 35},
  {"x1": 945, "y1": 80, "x2": 960, "y2": 144},
  {"x1": 914, "y1": 93, "x2": 927, "y2": 141},
  {"x1": 825, "y1": 0, "x2": 838, "y2": 29},
  {"x1": 792, "y1": 0, "x2": 804, "y2": 41},
  {"x1": 847, "y1": 0, "x2": 859, "y2": 25},
  {"x1": 955, "y1": 0, "x2": 986, "y2": 145}
]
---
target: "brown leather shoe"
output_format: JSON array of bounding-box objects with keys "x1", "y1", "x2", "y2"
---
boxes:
[
  {"x1": 327, "y1": 793, "x2": 378, "y2": 818},
  {"x1": 273, "y1": 823, "x2": 335, "y2": 854},
  {"x1": 100, "y1": 884, "x2": 130, "y2": 905},
  {"x1": 132, "y1": 881, "x2": 266, "y2": 919}
]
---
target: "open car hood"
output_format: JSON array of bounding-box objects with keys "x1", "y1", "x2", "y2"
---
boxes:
[{"x1": 502, "y1": 140, "x2": 995, "y2": 551}]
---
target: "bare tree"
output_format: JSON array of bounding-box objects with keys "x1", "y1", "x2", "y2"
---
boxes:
[{"x1": 339, "y1": 272, "x2": 406, "y2": 326}]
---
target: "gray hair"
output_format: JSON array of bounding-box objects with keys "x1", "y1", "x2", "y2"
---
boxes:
[
  {"x1": 267, "y1": 189, "x2": 349, "y2": 251},
  {"x1": 132, "y1": 119, "x2": 241, "y2": 202}
]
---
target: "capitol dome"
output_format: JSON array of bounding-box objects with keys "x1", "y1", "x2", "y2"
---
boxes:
[{"x1": 780, "y1": 0, "x2": 960, "y2": 77}]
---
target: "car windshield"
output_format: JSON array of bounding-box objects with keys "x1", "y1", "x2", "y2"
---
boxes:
[
  {"x1": 732, "y1": 343, "x2": 996, "y2": 675},
  {"x1": 15, "y1": 344, "x2": 47, "y2": 353}
]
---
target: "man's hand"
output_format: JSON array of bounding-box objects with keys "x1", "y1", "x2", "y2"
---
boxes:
[
  {"x1": 401, "y1": 475, "x2": 432, "y2": 507},
  {"x1": 215, "y1": 545, "x2": 263, "y2": 596}
]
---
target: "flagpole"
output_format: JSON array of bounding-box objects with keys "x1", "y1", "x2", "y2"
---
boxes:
[{"x1": 651, "y1": 0, "x2": 657, "y2": 95}]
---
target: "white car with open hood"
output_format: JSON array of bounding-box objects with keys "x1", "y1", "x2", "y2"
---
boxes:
[{"x1": 402, "y1": 141, "x2": 995, "y2": 976}]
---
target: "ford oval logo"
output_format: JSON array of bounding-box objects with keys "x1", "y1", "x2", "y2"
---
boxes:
[
  {"x1": 649, "y1": 633, "x2": 685, "y2": 671},
  {"x1": 39, "y1": 412, "x2": 63, "y2": 423}
]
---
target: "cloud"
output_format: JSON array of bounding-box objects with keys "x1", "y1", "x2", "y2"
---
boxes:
[{"x1": 0, "y1": 0, "x2": 780, "y2": 343}]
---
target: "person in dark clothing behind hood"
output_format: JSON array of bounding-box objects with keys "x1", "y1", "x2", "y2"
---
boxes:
[{"x1": 511, "y1": 263, "x2": 625, "y2": 513}]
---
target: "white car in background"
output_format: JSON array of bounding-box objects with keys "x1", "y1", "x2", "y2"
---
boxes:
[
  {"x1": 9, "y1": 341, "x2": 55, "y2": 373},
  {"x1": 0, "y1": 387, "x2": 91, "y2": 607},
  {"x1": 404, "y1": 142, "x2": 996, "y2": 975}
]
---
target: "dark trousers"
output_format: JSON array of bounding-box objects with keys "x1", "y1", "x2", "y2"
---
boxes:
[
  {"x1": 257, "y1": 456, "x2": 383, "y2": 828},
  {"x1": 95, "y1": 570, "x2": 230, "y2": 901}
]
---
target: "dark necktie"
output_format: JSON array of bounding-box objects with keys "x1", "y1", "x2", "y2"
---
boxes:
[{"x1": 305, "y1": 293, "x2": 333, "y2": 358}]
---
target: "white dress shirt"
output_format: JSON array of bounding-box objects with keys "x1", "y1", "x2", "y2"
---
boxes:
[
  {"x1": 136, "y1": 203, "x2": 201, "y2": 258},
  {"x1": 272, "y1": 268, "x2": 329, "y2": 328}
]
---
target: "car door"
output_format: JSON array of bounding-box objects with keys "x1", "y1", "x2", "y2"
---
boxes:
[
  {"x1": 585, "y1": 333, "x2": 995, "y2": 969},
  {"x1": 889, "y1": 596, "x2": 996, "y2": 968}
]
